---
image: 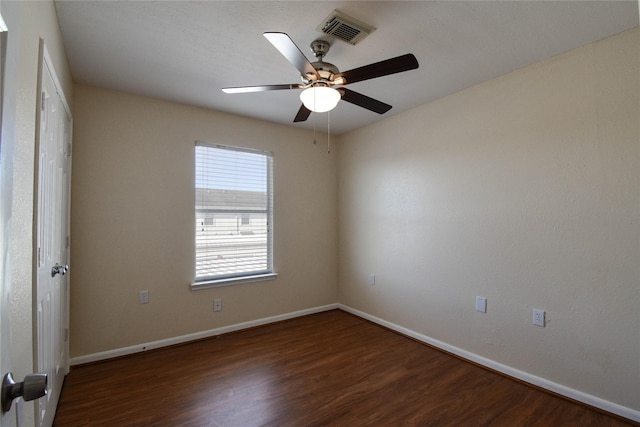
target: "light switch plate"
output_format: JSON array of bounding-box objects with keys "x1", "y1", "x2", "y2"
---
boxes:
[{"x1": 475, "y1": 296, "x2": 487, "y2": 313}]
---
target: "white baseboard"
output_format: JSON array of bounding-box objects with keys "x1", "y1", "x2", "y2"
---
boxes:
[
  {"x1": 70, "y1": 303, "x2": 339, "y2": 366},
  {"x1": 338, "y1": 304, "x2": 640, "y2": 423}
]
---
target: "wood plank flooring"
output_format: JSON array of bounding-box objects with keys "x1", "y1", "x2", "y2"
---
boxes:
[{"x1": 54, "y1": 310, "x2": 636, "y2": 426}]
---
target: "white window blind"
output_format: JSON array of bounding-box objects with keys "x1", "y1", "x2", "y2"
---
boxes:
[{"x1": 195, "y1": 142, "x2": 273, "y2": 282}]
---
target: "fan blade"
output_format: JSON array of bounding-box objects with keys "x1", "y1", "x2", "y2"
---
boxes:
[
  {"x1": 293, "y1": 104, "x2": 312, "y2": 122},
  {"x1": 222, "y1": 84, "x2": 302, "y2": 94},
  {"x1": 335, "y1": 53, "x2": 419, "y2": 85},
  {"x1": 263, "y1": 32, "x2": 319, "y2": 79},
  {"x1": 340, "y1": 88, "x2": 392, "y2": 114}
]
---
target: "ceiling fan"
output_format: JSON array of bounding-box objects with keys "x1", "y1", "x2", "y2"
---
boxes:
[{"x1": 222, "y1": 32, "x2": 419, "y2": 122}]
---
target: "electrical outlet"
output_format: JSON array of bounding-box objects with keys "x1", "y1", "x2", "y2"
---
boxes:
[
  {"x1": 475, "y1": 296, "x2": 487, "y2": 313},
  {"x1": 213, "y1": 298, "x2": 222, "y2": 312},
  {"x1": 533, "y1": 308, "x2": 545, "y2": 327},
  {"x1": 138, "y1": 290, "x2": 149, "y2": 304},
  {"x1": 369, "y1": 274, "x2": 375, "y2": 285}
]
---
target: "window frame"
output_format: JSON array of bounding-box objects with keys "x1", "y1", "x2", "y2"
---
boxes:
[{"x1": 191, "y1": 142, "x2": 277, "y2": 290}]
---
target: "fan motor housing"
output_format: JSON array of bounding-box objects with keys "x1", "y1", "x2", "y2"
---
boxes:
[{"x1": 312, "y1": 61, "x2": 339, "y2": 75}]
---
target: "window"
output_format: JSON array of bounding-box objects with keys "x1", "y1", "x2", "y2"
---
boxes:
[{"x1": 194, "y1": 142, "x2": 274, "y2": 286}]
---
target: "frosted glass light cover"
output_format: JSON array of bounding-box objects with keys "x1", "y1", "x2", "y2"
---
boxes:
[{"x1": 300, "y1": 87, "x2": 340, "y2": 113}]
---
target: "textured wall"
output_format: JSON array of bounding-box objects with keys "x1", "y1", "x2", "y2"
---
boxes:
[
  {"x1": 337, "y1": 28, "x2": 639, "y2": 412},
  {"x1": 70, "y1": 85, "x2": 338, "y2": 357}
]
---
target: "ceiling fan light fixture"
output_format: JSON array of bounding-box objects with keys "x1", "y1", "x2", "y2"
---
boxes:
[{"x1": 300, "y1": 86, "x2": 340, "y2": 113}]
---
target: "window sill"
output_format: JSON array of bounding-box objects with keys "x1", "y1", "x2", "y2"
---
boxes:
[{"x1": 191, "y1": 273, "x2": 278, "y2": 290}]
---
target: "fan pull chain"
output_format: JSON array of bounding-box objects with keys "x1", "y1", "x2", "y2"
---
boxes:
[
  {"x1": 313, "y1": 90, "x2": 317, "y2": 145},
  {"x1": 313, "y1": 114, "x2": 317, "y2": 145},
  {"x1": 327, "y1": 110, "x2": 331, "y2": 154}
]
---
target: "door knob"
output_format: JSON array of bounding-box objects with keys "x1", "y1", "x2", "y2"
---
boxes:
[
  {"x1": 51, "y1": 263, "x2": 69, "y2": 277},
  {"x1": 1, "y1": 372, "x2": 47, "y2": 412}
]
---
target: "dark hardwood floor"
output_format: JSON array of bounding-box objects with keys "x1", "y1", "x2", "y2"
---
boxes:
[{"x1": 54, "y1": 310, "x2": 636, "y2": 426}]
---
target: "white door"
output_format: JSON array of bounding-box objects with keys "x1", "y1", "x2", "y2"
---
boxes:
[{"x1": 34, "y1": 46, "x2": 72, "y2": 427}]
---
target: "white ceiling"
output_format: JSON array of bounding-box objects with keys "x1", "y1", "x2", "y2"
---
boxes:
[{"x1": 54, "y1": 1, "x2": 638, "y2": 135}]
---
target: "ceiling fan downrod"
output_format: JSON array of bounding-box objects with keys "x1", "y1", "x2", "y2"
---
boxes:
[{"x1": 306, "y1": 40, "x2": 342, "y2": 86}]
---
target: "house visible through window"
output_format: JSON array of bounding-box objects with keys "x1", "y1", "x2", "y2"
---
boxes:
[{"x1": 194, "y1": 142, "x2": 273, "y2": 283}]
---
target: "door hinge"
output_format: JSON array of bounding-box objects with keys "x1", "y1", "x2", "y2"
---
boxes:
[
  {"x1": 41, "y1": 92, "x2": 46, "y2": 112},
  {"x1": 64, "y1": 328, "x2": 69, "y2": 342},
  {"x1": 65, "y1": 235, "x2": 69, "y2": 249}
]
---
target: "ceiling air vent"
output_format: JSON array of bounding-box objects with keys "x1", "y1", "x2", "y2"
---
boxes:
[{"x1": 316, "y1": 10, "x2": 376, "y2": 45}]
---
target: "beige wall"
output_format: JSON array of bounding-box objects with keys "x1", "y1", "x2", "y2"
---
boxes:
[
  {"x1": 1, "y1": 0, "x2": 73, "y2": 425},
  {"x1": 70, "y1": 85, "x2": 338, "y2": 357},
  {"x1": 337, "y1": 27, "x2": 639, "y2": 411}
]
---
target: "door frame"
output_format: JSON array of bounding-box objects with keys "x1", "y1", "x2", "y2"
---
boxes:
[{"x1": 0, "y1": 5, "x2": 17, "y2": 426}]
